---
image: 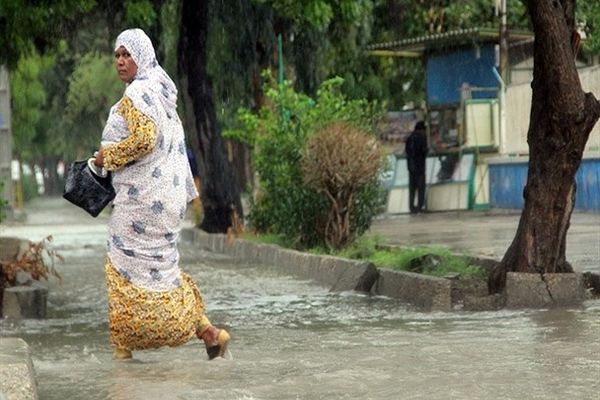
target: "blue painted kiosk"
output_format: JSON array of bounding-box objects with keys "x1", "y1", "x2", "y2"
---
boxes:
[{"x1": 369, "y1": 28, "x2": 600, "y2": 213}]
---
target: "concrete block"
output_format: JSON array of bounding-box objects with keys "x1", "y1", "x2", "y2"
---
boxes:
[
  {"x1": 462, "y1": 294, "x2": 505, "y2": 311},
  {"x1": 2, "y1": 285, "x2": 48, "y2": 319},
  {"x1": 317, "y1": 256, "x2": 344, "y2": 287},
  {"x1": 212, "y1": 234, "x2": 226, "y2": 253},
  {"x1": 329, "y1": 260, "x2": 379, "y2": 293},
  {"x1": 0, "y1": 237, "x2": 28, "y2": 264},
  {"x1": 505, "y1": 272, "x2": 585, "y2": 308},
  {"x1": 372, "y1": 269, "x2": 452, "y2": 311},
  {"x1": 259, "y1": 244, "x2": 279, "y2": 265},
  {"x1": 238, "y1": 240, "x2": 257, "y2": 260},
  {"x1": 0, "y1": 337, "x2": 38, "y2": 400}
]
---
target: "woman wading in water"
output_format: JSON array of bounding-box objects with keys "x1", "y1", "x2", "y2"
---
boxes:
[{"x1": 94, "y1": 28, "x2": 229, "y2": 360}]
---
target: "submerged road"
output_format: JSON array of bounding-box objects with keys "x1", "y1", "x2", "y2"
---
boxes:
[{"x1": 1, "y1": 197, "x2": 599, "y2": 399}]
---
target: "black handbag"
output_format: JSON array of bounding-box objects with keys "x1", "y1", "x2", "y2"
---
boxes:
[{"x1": 62, "y1": 160, "x2": 115, "y2": 217}]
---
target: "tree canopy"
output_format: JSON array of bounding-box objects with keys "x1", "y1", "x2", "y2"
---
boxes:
[{"x1": 2, "y1": 0, "x2": 599, "y2": 204}]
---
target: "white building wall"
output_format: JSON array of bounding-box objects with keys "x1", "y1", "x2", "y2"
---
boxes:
[{"x1": 504, "y1": 65, "x2": 600, "y2": 156}]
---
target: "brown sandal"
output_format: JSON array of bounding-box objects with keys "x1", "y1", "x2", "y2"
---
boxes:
[
  {"x1": 113, "y1": 348, "x2": 132, "y2": 360},
  {"x1": 204, "y1": 329, "x2": 230, "y2": 360}
]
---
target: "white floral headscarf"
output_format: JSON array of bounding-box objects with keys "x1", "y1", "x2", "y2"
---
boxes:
[{"x1": 114, "y1": 28, "x2": 178, "y2": 117}]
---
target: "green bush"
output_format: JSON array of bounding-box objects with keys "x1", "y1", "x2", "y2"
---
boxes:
[
  {"x1": 367, "y1": 246, "x2": 484, "y2": 278},
  {"x1": 225, "y1": 73, "x2": 385, "y2": 249}
]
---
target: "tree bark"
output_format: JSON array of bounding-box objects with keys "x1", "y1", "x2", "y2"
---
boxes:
[
  {"x1": 177, "y1": 0, "x2": 243, "y2": 233},
  {"x1": 489, "y1": 0, "x2": 600, "y2": 293},
  {"x1": 42, "y1": 157, "x2": 61, "y2": 196}
]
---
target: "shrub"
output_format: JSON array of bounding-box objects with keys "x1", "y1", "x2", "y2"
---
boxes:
[
  {"x1": 225, "y1": 73, "x2": 385, "y2": 249},
  {"x1": 0, "y1": 236, "x2": 62, "y2": 289},
  {"x1": 302, "y1": 122, "x2": 385, "y2": 249}
]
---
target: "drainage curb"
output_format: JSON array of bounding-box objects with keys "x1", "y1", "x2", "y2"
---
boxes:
[
  {"x1": 181, "y1": 228, "x2": 454, "y2": 311},
  {"x1": 0, "y1": 337, "x2": 38, "y2": 400}
]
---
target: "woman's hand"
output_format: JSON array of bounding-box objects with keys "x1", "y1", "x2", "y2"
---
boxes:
[{"x1": 94, "y1": 148, "x2": 105, "y2": 167}]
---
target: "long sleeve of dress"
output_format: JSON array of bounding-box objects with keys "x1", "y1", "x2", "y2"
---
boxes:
[{"x1": 103, "y1": 96, "x2": 157, "y2": 171}]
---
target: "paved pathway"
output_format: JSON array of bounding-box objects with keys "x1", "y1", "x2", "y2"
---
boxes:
[{"x1": 369, "y1": 209, "x2": 600, "y2": 273}]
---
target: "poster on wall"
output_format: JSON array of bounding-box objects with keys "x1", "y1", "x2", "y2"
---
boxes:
[{"x1": 377, "y1": 110, "x2": 420, "y2": 143}]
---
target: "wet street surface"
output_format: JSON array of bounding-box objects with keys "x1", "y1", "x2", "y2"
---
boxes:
[
  {"x1": 369, "y1": 210, "x2": 600, "y2": 273},
  {"x1": 1, "y1": 198, "x2": 599, "y2": 399}
]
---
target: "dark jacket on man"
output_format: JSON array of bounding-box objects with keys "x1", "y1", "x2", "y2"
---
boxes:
[{"x1": 405, "y1": 121, "x2": 428, "y2": 213}]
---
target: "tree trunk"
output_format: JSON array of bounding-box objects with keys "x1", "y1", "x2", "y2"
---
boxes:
[
  {"x1": 177, "y1": 0, "x2": 243, "y2": 233},
  {"x1": 489, "y1": 0, "x2": 600, "y2": 293},
  {"x1": 42, "y1": 157, "x2": 62, "y2": 196}
]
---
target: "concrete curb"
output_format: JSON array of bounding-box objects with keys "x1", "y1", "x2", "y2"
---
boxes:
[
  {"x1": 372, "y1": 268, "x2": 452, "y2": 311},
  {"x1": 181, "y1": 228, "x2": 592, "y2": 311},
  {"x1": 505, "y1": 272, "x2": 586, "y2": 308},
  {"x1": 181, "y1": 228, "x2": 453, "y2": 311},
  {"x1": 0, "y1": 338, "x2": 38, "y2": 400}
]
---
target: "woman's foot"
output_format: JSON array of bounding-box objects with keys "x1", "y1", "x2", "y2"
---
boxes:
[
  {"x1": 199, "y1": 326, "x2": 230, "y2": 360},
  {"x1": 113, "y1": 348, "x2": 132, "y2": 360}
]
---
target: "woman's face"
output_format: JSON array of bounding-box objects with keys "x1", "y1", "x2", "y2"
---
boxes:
[{"x1": 114, "y1": 46, "x2": 138, "y2": 83}]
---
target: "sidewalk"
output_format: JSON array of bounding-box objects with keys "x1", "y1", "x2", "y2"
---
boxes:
[
  {"x1": 2, "y1": 197, "x2": 599, "y2": 274},
  {"x1": 368, "y1": 209, "x2": 600, "y2": 273}
]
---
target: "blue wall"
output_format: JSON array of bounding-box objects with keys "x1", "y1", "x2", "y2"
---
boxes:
[
  {"x1": 489, "y1": 158, "x2": 600, "y2": 212},
  {"x1": 427, "y1": 45, "x2": 498, "y2": 105}
]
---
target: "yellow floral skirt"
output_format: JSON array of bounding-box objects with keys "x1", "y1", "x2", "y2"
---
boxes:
[{"x1": 105, "y1": 260, "x2": 212, "y2": 351}]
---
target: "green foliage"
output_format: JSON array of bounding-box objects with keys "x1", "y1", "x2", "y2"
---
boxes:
[
  {"x1": 258, "y1": 0, "x2": 334, "y2": 30},
  {"x1": 64, "y1": 51, "x2": 123, "y2": 157},
  {"x1": 21, "y1": 173, "x2": 40, "y2": 203},
  {"x1": 124, "y1": 0, "x2": 157, "y2": 30},
  {"x1": 367, "y1": 246, "x2": 482, "y2": 278},
  {"x1": 10, "y1": 52, "x2": 50, "y2": 162},
  {"x1": 335, "y1": 235, "x2": 382, "y2": 259},
  {"x1": 226, "y1": 74, "x2": 385, "y2": 248},
  {"x1": 0, "y1": 0, "x2": 96, "y2": 67},
  {"x1": 241, "y1": 232, "x2": 294, "y2": 249},
  {"x1": 339, "y1": 239, "x2": 484, "y2": 278},
  {"x1": 578, "y1": 1, "x2": 600, "y2": 54}
]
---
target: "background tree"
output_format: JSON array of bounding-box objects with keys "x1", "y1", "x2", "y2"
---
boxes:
[
  {"x1": 0, "y1": 0, "x2": 95, "y2": 68},
  {"x1": 489, "y1": 0, "x2": 600, "y2": 293},
  {"x1": 64, "y1": 52, "x2": 124, "y2": 157},
  {"x1": 178, "y1": 0, "x2": 244, "y2": 233},
  {"x1": 9, "y1": 52, "x2": 47, "y2": 193}
]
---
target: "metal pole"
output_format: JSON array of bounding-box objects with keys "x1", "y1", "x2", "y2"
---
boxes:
[
  {"x1": 499, "y1": 0, "x2": 509, "y2": 82},
  {"x1": 0, "y1": 66, "x2": 14, "y2": 218}
]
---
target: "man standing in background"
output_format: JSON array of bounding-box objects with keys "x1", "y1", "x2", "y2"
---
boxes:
[{"x1": 405, "y1": 120, "x2": 428, "y2": 213}]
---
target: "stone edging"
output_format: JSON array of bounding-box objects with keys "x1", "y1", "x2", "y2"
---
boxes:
[
  {"x1": 181, "y1": 228, "x2": 455, "y2": 311},
  {"x1": 181, "y1": 228, "x2": 595, "y2": 311},
  {"x1": 0, "y1": 338, "x2": 38, "y2": 400}
]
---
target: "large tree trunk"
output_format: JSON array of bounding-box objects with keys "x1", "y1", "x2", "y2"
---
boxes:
[
  {"x1": 489, "y1": 0, "x2": 600, "y2": 293},
  {"x1": 177, "y1": 0, "x2": 243, "y2": 233}
]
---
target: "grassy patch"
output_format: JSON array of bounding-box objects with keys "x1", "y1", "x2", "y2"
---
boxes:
[
  {"x1": 241, "y1": 232, "x2": 293, "y2": 248},
  {"x1": 241, "y1": 233, "x2": 485, "y2": 278},
  {"x1": 369, "y1": 247, "x2": 484, "y2": 278}
]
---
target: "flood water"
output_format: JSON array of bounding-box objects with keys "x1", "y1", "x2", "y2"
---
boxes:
[{"x1": 1, "y1": 199, "x2": 599, "y2": 399}]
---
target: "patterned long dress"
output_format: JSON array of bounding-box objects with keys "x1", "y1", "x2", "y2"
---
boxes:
[{"x1": 100, "y1": 30, "x2": 212, "y2": 350}]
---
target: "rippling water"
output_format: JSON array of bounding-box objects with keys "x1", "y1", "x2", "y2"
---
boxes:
[
  {"x1": 2, "y1": 239, "x2": 599, "y2": 400},
  {"x1": 1, "y1": 197, "x2": 599, "y2": 399}
]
